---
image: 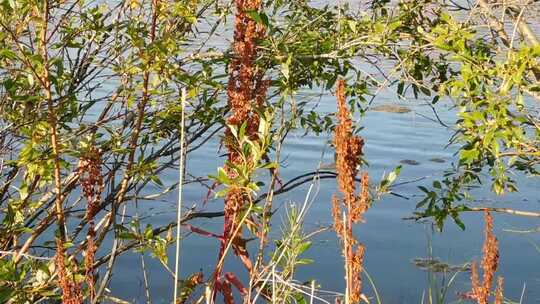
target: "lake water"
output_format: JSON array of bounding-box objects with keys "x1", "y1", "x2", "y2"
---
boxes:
[{"x1": 108, "y1": 88, "x2": 540, "y2": 303}]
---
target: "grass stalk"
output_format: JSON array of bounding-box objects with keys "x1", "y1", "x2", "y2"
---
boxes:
[{"x1": 173, "y1": 88, "x2": 188, "y2": 302}]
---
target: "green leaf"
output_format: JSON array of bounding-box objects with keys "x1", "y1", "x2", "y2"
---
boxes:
[
  {"x1": 246, "y1": 10, "x2": 269, "y2": 27},
  {"x1": 0, "y1": 49, "x2": 16, "y2": 60},
  {"x1": 297, "y1": 241, "x2": 312, "y2": 254},
  {"x1": 27, "y1": 74, "x2": 34, "y2": 86},
  {"x1": 460, "y1": 148, "x2": 479, "y2": 164},
  {"x1": 260, "y1": 162, "x2": 277, "y2": 169},
  {"x1": 387, "y1": 165, "x2": 401, "y2": 184},
  {"x1": 296, "y1": 258, "x2": 314, "y2": 265},
  {"x1": 418, "y1": 186, "x2": 430, "y2": 194}
]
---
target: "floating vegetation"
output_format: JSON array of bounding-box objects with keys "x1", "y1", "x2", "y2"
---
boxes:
[
  {"x1": 371, "y1": 104, "x2": 412, "y2": 113},
  {"x1": 319, "y1": 162, "x2": 337, "y2": 170},
  {"x1": 412, "y1": 257, "x2": 471, "y2": 273},
  {"x1": 400, "y1": 159, "x2": 421, "y2": 165},
  {"x1": 429, "y1": 157, "x2": 446, "y2": 163}
]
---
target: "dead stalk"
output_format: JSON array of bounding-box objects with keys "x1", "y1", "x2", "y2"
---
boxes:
[{"x1": 173, "y1": 88, "x2": 188, "y2": 301}]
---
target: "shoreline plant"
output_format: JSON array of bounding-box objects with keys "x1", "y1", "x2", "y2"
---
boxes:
[{"x1": 332, "y1": 78, "x2": 370, "y2": 304}]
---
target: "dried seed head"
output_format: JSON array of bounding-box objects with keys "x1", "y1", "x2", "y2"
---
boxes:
[
  {"x1": 469, "y1": 210, "x2": 500, "y2": 304},
  {"x1": 333, "y1": 79, "x2": 370, "y2": 304},
  {"x1": 481, "y1": 210, "x2": 499, "y2": 295},
  {"x1": 215, "y1": 0, "x2": 267, "y2": 298},
  {"x1": 226, "y1": 0, "x2": 267, "y2": 146},
  {"x1": 332, "y1": 195, "x2": 344, "y2": 236},
  {"x1": 77, "y1": 146, "x2": 103, "y2": 302},
  {"x1": 350, "y1": 244, "x2": 365, "y2": 303},
  {"x1": 55, "y1": 238, "x2": 83, "y2": 304},
  {"x1": 77, "y1": 147, "x2": 103, "y2": 221},
  {"x1": 334, "y1": 79, "x2": 368, "y2": 222},
  {"x1": 470, "y1": 261, "x2": 482, "y2": 303},
  {"x1": 351, "y1": 173, "x2": 369, "y2": 223}
]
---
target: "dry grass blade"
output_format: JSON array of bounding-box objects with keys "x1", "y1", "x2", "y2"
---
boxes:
[{"x1": 173, "y1": 88, "x2": 188, "y2": 302}]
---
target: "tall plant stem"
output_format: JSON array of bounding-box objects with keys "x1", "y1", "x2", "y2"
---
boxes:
[
  {"x1": 37, "y1": 0, "x2": 69, "y2": 264},
  {"x1": 42, "y1": 1, "x2": 62, "y2": 219},
  {"x1": 39, "y1": 0, "x2": 67, "y2": 243},
  {"x1": 342, "y1": 212, "x2": 350, "y2": 304},
  {"x1": 13, "y1": 0, "x2": 64, "y2": 264},
  {"x1": 173, "y1": 88, "x2": 187, "y2": 302}
]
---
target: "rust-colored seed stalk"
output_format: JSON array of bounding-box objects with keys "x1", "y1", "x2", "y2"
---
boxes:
[
  {"x1": 77, "y1": 147, "x2": 104, "y2": 302},
  {"x1": 226, "y1": 0, "x2": 268, "y2": 140},
  {"x1": 54, "y1": 148, "x2": 103, "y2": 304},
  {"x1": 55, "y1": 238, "x2": 83, "y2": 304},
  {"x1": 223, "y1": 0, "x2": 267, "y2": 243},
  {"x1": 214, "y1": 0, "x2": 268, "y2": 300},
  {"x1": 332, "y1": 78, "x2": 370, "y2": 303},
  {"x1": 470, "y1": 210, "x2": 500, "y2": 304}
]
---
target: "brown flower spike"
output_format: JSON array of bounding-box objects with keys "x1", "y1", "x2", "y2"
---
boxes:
[
  {"x1": 77, "y1": 146, "x2": 104, "y2": 302},
  {"x1": 55, "y1": 238, "x2": 83, "y2": 304},
  {"x1": 470, "y1": 210, "x2": 501, "y2": 304},
  {"x1": 223, "y1": 0, "x2": 268, "y2": 245},
  {"x1": 332, "y1": 78, "x2": 370, "y2": 303},
  {"x1": 214, "y1": 0, "x2": 268, "y2": 301}
]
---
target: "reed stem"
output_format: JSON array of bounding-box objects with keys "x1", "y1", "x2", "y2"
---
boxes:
[{"x1": 173, "y1": 88, "x2": 187, "y2": 302}]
